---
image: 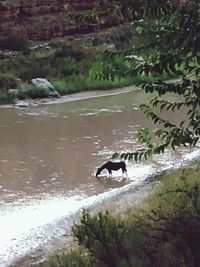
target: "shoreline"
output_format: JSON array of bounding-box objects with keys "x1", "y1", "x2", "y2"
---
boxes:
[
  {"x1": 13, "y1": 180, "x2": 155, "y2": 267},
  {"x1": 1, "y1": 85, "x2": 139, "y2": 109},
  {"x1": 12, "y1": 154, "x2": 200, "y2": 267},
  {"x1": 4, "y1": 85, "x2": 199, "y2": 267}
]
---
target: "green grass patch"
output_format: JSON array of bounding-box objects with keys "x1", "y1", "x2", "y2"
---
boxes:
[{"x1": 0, "y1": 25, "x2": 170, "y2": 104}]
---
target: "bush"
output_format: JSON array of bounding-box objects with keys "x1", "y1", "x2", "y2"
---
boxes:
[
  {"x1": 0, "y1": 73, "x2": 17, "y2": 103},
  {"x1": 0, "y1": 73, "x2": 17, "y2": 90},
  {"x1": 137, "y1": 167, "x2": 200, "y2": 267},
  {"x1": 18, "y1": 62, "x2": 50, "y2": 81},
  {"x1": 0, "y1": 91, "x2": 15, "y2": 104},
  {"x1": 55, "y1": 45, "x2": 90, "y2": 61},
  {"x1": 72, "y1": 210, "x2": 132, "y2": 267},
  {"x1": 17, "y1": 84, "x2": 50, "y2": 99},
  {"x1": 41, "y1": 248, "x2": 97, "y2": 267},
  {"x1": 42, "y1": 166, "x2": 200, "y2": 267}
]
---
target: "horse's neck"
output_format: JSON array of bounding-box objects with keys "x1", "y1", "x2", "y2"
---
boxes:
[{"x1": 100, "y1": 163, "x2": 108, "y2": 171}]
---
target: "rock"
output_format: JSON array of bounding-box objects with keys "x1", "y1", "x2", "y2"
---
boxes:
[
  {"x1": 0, "y1": 0, "x2": 121, "y2": 46},
  {"x1": 32, "y1": 78, "x2": 60, "y2": 98},
  {"x1": 15, "y1": 100, "x2": 30, "y2": 108},
  {"x1": 32, "y1": 78, "x2": 54, "y2": 89}
]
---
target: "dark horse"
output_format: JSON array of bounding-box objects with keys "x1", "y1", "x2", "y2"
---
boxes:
[{"x1": 96, "y1": 161, "x2": 127, "y2": 177}]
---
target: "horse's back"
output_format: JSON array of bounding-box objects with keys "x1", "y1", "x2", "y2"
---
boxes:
[{"x1": 108, "y1": 160, "x2": 126, "y2": 170}]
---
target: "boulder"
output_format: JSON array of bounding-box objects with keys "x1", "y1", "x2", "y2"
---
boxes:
[
  {"x1": 15, "y1": 100, "x2": 30, "y2": 108},
  {"x1": 32, "y1": 78, "x2": 60, "y2": 98}
]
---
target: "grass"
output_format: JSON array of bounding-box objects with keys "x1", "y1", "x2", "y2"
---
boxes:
[
  {"x1": 17, "y1": 84, "x2": 51, "y2": 99},
  {"x1": 52, "y1": 76, "x2": 139, "y2": 95},
  {"x1": 0, "y1": 25, "x2": 170, "y2": 103},
  {"x1": 40, "y1": 165, "x2": 200, "y2": 267}
]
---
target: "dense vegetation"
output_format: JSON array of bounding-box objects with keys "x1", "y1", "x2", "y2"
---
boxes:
[
  {"x1": 0, "y1": 26, "x2": 141, "y2": 104},
  {"x1": 41, "y1": 166, "x2": 200, "y2": 267},
  {"x1": 102, "y1": 0, "x2": 200, "y2": 159}
]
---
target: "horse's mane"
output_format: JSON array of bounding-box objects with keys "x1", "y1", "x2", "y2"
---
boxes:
[{"x1": 99, "y1": 161, "x2": 112, "y2": 170}]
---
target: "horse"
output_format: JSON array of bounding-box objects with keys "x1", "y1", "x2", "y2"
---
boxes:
[{"x1": 96, "y1": 161, "x2": 127, "y2": 178}]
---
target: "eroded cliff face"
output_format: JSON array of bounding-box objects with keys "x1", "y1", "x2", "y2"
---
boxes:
[
  {"x1": 0, "y1": 0, "x2": 185, "y2": 46},
  {"x1": 0, "y1": 0, "x2": 118, "y2": 45}
]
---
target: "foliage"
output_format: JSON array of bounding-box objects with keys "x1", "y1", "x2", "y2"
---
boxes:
[
  {"x1": 72, "y1": 210, "x2": 132, "y2": 267},
  {"x1": 17, "y1": 84, "x2": 50, "y2": 99},
  {"x1": 73, "y1": 173, "x2": 200, "y2": 267},
  {"x1": 100, "y1": 0, "x2": 200, "y2": 161},
  {"x1": 0, "y1": 90, "x2": 15, "y2": 104},
  {"x1": 42, "y1": 166, "x2": 200, "y2": 267},
  {"x1": 0, "y1": 72, "x2": 17, "y2": 103},
  {"x1": 0, "y1": 73, "x2": 17, "y2": 90},
  {"x1": 134, "y1": 166, "x2": 200, "y2": 267},
  {"x1": 40, "y1": 248, "x2": 97, "y2": 267},
  {"x1": 0, "y1": 26, "x2": 135, "y2": 103},
  {"x1": 55, "y1": 45, "x2": 90, "y2": 61},
  {"x1": 68, "y1": 0, "x2": 124, "y2": 28}
]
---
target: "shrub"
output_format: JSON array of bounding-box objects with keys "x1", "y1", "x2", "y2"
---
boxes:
[
  {"x1": 72, "y1": 210, "x2": 133, "y2": 267},
  {"x1": 42, "y1": 167, "x2": 200, "y2": 267},
  {"x1": 41, "y1": 248, "x2": 98, "y2": 267},
  {"x1": 52, "y1": 79, "x2": 69, "y2": 95},
  {"x1": 0, "y1": 90, "x2": 15, "y2": 104},
  {"x1": 18, "y1": 62, "x2": 50, "y2": 81},
  {"x1": 128, "y1": 167, "x2": 200, "y2": 267},
  {"x1": 17, "y1": 84, "x2": 50, "y2": 99},
  {"x1": 52, "y1": 57, "x2": 78, "y2": 77},
  {"x1": 0, "y1": 72, "x2": 17, "y2": 103},
  {"x1": 55, "y1": 45, "x2": 90, "y2": 61},
  {"x1": 73, "y1": 168, "x2": 200, "y2": 267},
  {"x1": 0, "y1": 73, "x2": 17, "y2": 90}
]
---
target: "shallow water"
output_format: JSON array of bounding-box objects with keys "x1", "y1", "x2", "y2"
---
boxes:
[{"x1": 0, "y1": 88, "x2": 199, "y2": 266}]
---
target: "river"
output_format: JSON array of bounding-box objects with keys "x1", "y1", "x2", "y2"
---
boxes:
[{"x1": 0, "y1": 87, "x2": 199, "y2": 266}]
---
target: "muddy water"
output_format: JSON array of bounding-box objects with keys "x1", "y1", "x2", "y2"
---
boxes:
[{"x1": 0, "y1": 88, "x2": 199, "y2": 266}]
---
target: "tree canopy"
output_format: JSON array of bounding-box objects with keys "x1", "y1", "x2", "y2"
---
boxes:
[{"x1": 102, "y1": 0, "x2": 200, "y2": 161}]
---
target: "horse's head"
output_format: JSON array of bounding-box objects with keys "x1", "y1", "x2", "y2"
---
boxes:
[{"x1": 96, "y1": 168, "x2": 101, "y2": 177}]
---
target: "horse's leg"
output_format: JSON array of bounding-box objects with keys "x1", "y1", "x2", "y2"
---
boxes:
[
  {"x1": 109, "y1": 170, "x2": 112, "y2": 178},
  {"x1": 122, "y1": 168, "x2": 128, "y2": 178}
]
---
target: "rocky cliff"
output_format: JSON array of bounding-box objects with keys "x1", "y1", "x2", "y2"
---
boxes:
[
  {"x1": 0, "y1": 0, "x2": 119, "y2": 45},
  {"x1": 0, "y1": 0, "x2": 185, "y2": 47}
]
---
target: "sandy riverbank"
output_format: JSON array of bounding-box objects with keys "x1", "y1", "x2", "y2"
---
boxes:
[
  {"x1": 13, "y1": 154, "x2": 200, "y2": 267},
  {"x1": 8, "y1": 85, "x2": 138, "y2": 109},
  {"x1": 13, "y1": 180, "x2": 154, "y2": 267}
]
